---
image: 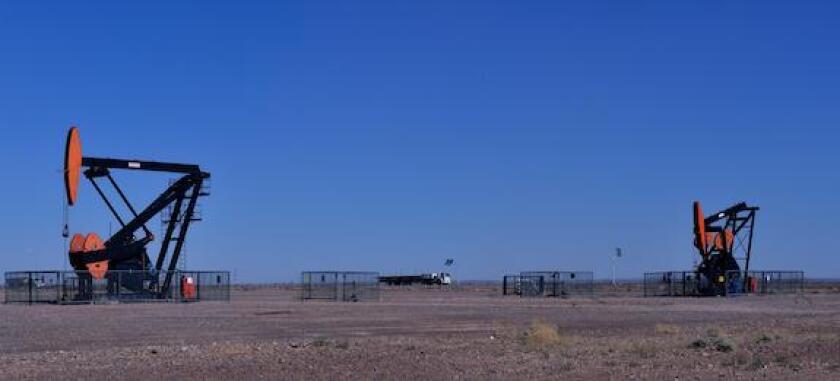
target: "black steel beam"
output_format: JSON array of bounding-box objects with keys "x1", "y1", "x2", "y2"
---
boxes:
[
  {"x1": 105, "y1": 173, "x2": 152, "y2": 238},
  {"x1": 156, "y1": 194, "x2": 184, "y2": 272},
  {"x1": 82, "y1": 157, "x2": 206, "y2": 175},
  {"x1": 105, "y1": 174, "x2": 198, "y2": 248},
  {"x1": 742, "y1": 210, "x2": 757, "y2": 290},
  {"x1": 86, "y1": 176, "x2": 127, "y2": 228}
]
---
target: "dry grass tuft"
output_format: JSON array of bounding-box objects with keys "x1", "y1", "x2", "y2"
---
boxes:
[
  {"x1": 754, "y1": 330, "x2": 784, "y2": 344},
  {"x1": 654, "y1": 323, "x2": 680, "y2": 335},
  {"x1": 690, "y1": 327, "x2": 736, "y2": 353},
  {"x1": 629, "y1": 341, "x2": 659, "y2": 359},
  {"x1": 522, "y1": 321, "x2": 564, "y2": 349},
  {"x1": 706, "y1": 326, "x2": 724, "y2": 338}
]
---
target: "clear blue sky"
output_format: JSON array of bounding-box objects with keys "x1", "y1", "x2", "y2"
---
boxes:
[{"x1": 1, "y1": 1, "x2": 838, "y2": 282}]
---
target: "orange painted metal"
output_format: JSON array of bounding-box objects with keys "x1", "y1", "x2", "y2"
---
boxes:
[
  {"x1": 709, "y1": 232, "x2": 720, "y2": 250},
  {"x1": 723, "y1": 229, "x2": 734, "y2": 253},
  {"x1": 69, "y1": 233, "x2": 87, "y2": 273},
  {"x1": 83, "y1": 233, "x2": 109, "y2": 280},
  {"x1": 64, "y1": 127, "x2": 83, "y2": 206},
  {"x1": 69, "y1": 233, "x2": 85, "y2": 253},
  {"x1": 704, "y1": 229, "x2": 734, "y2": 253}
]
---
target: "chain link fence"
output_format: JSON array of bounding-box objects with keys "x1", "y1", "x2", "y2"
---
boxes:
[
  {"x1": 300, "y1": 271, "x2": 380, "y2": 302},
  {"x1": 4, "y1": 270, "x2": 230, "y2": 304},
  {"x1": 503, "y1": 275, "x2": 544, "y2": 297},
  {"x1": 504, "y1": 271, "x2": 594, "y2": 298},
  {"x1": 643, "y1": 271, "x2": 702, "y2": 297},
  {"x1": 644, "y1": 270, "x2": 804, "y2": 297},
  {"x1": 725, "y1": 271, "x2": 805, "y2": 296}
]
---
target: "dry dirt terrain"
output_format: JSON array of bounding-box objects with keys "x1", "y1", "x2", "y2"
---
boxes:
[{"x1": 1, "y1": 286, "x2": 839, "y2": 380}]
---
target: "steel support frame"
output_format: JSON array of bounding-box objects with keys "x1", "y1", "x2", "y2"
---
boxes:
[{"x1": 74, "y1": 156, "x2": 209, "y2": 298}]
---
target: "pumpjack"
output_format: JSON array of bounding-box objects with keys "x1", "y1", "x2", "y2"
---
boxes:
[
  {"x1": 64, "y1": 127, "x2": 210, "y2": 299},
  {"x1": 692, "y1": 201, "x2": 759, "y2": 296}
]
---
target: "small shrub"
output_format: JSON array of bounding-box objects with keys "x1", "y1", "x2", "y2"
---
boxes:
[
  {"x1": 748, "y1": 356, "x2": 767, "y2": 371},
  {"x1": 710, "y1": 337, "x2": 735, "y2": 353},
  {"x1": 774, "y1": 354, "x2": 790, "y2": 365},
  {"x1": 312, "y1": 336, "x2": 330, "y2": 348},
  {"x1": 755, "y1": 330, "x2": 783, "y2": 344},
  {"x1": 691, "y1": 327, "x2": 734, "y2": 353},
  {"x1": 689, "y1": 339, "x2": 707, "y2": 349}
]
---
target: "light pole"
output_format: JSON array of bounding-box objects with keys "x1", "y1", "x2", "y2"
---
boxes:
[
  {"x1": 611, "y1": 248, "x2": 623, "y2": 287},
  {"x1": 444, "y1": 258, "x2": 454, "y2": 288}
]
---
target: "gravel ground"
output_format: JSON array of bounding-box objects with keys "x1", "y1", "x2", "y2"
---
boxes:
[{"x1": 1, "y1": 287, "x2": 838, "y2": 380}]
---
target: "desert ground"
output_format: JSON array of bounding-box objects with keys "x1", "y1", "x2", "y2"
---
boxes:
[{"x1": 1, "y1": 284, "x2": 839, "y2": 380}]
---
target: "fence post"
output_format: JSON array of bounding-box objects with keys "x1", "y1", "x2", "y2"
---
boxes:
[
  {"x1": 334, "y1": 273, "x2": 339, "y2": 301},
  {"x1": 28, "y1": 272, "x2": 33, "y2": 305}
]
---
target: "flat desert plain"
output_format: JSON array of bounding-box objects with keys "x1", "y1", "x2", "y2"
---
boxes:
[{"x1": 1, "y1": 285, "x2": 839, "y2": 380}]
